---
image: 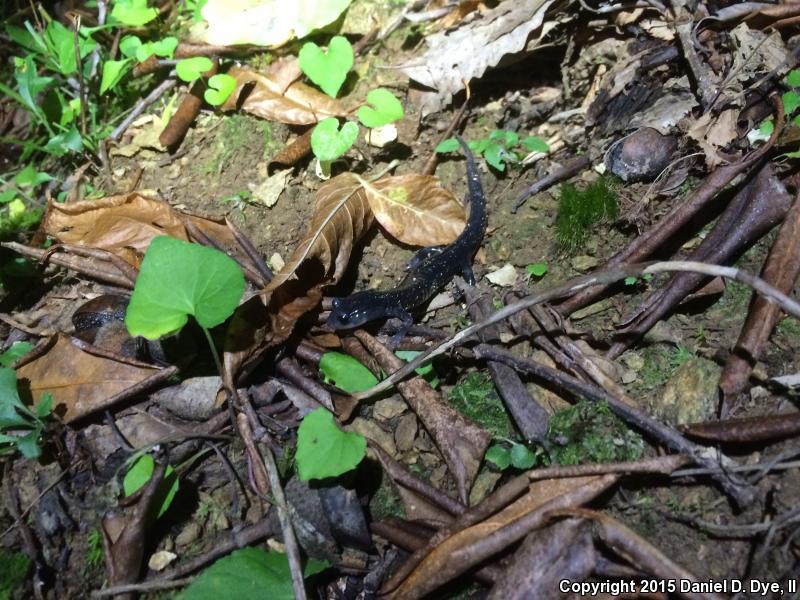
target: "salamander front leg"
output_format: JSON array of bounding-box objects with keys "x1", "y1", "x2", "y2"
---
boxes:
[
  {"x1": 461, "y1": 262, "x2": 476, "y2": 285},
  {"x1": 406, "y1": 245, "x2": 445, "y2": 271},
  {"x1": 387, "y1": 309, "x2": 414, "y2": 350}
]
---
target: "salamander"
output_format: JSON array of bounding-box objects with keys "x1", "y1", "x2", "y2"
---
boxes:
[{"x1": 327, "y1": 136, "x2": 487, "y2": 344}]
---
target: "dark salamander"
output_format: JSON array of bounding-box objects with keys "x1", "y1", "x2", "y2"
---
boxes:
[{"x1": 327, "y1": 136, "x2": 487, "y2": 344}]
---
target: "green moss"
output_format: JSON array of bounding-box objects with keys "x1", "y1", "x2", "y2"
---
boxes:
[
  {"x1": 370, "y1": 473, "x2": 405, "y2": 520},
  {"x1": 556, "y1": 177, "x2": 618, "y2": 252},
  {"x1": 547, "y1": 400, "x2": 644, "y2": 465},
  {"x1": 777, "y1": 316, "x2": 800, "y2": 340},
  {"x1": 639, "y1": 344, "x2": 694, "y2": 389},
  {"x1": 0, "y1": 549, "x2": 30, "y2": 600},
  {"x1": 448, "y1": 372, "x2": 515, "y2": 439}
]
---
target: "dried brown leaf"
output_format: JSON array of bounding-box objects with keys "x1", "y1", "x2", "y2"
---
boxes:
[
  {"x1": 223, "y1": 66, "x2": 347, "y2": 125},
  {"x1": 224, "y1": 174, "x2": 374, "y2": 382},
  {"x1": 386, "y1": 475, "x2": 617, "y2": 600},
  {"x1": 43, "y1": 193, "x2": 238, "y2": 267},
  {"x1": 15, "y1": 334, "x2": 162, "y2": 423},
  {"x1": 361, "y1": 174, "x2": 466, "y2": 246}
]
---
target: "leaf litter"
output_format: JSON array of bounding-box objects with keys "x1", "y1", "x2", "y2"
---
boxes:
[{"x1": 2, "y1": 0, "x2": 800, "y2": 598}]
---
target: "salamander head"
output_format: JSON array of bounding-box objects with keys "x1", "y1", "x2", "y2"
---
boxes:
[{"x1": 326, "y1": 292, "x2": 384, "y2": 330}]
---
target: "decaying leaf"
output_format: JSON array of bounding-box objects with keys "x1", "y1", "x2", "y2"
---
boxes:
[
  {"x1": 361, "y1": 174, "x2": 466, "y2": 246},
  {"x1": 43, "y1": 193, "x2": 238, "y2": 267},
  {"x1": 385, "y1": 475, "x2": 617, "y2": 599},
  {"x1": 193, "y1": 0, "x2": 353, "y2": 47},
  {"x1": 222, "y1": 66, "x2": 347, "y2": 125},
  {"x1": 15, "y1": 334, "x2": 163, "y2": 423},
  {"x1": 397, "y1": 0, "x2": 556, "y2": 115}
]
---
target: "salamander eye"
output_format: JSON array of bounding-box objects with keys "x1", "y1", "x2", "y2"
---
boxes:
[{"x1": 332, "y1": 298, "x2": 341, "y2": 309}]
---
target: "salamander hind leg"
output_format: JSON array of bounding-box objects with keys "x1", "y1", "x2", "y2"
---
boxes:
[{"x1": 406, "y1": 245, "x2": 445, "y2": 271}]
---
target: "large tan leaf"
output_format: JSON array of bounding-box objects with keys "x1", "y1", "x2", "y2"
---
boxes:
[
  {"x1": 224, "y1": 173, "x2": 374, "y2": 381},
  {"x1": 43, "y1": 193, "x2": 238, "y2": 266},
  {"x1": 266, "y1": 173, "x2": 373, "y2": 293},
  {"x1": 15, "y1": 334, "x2": 163, "y2": 423},
  {"x1": 361, "y1": 174, "x2": 466, "y2": 246},
  {"x1": 222, "y1": 66, "x2": 347, "y2": 125}
]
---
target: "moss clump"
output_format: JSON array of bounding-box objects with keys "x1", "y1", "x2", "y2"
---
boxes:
[
  {"x1": 547, "y1": 400, "x2": 644, "y2": 465},
  {"x1": 639, "y1": 344, "x2": 693, "y2": 390},
  {"x1": 556, "y1": 177, "x2": 618, "y2": 251},
  {"x1": 0, "y1": 549, "x2": 30, "y2": 600},
  {"x1": 449, "y1": 372, "x2": 515, "y2": 439}
]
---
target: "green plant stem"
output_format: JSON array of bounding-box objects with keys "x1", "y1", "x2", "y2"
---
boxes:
[{"x1": 201, "y1": 326, "x2": 224, "y2": 378}]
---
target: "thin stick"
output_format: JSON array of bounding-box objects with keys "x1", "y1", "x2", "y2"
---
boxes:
[{"x1": 352, "y1": 260, "x2": 800, "y2": 400}]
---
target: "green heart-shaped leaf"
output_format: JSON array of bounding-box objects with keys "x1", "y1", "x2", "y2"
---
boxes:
[
  {"x1": 110, "y1": 0, "x2": 159, "y2": 27},
  {"x1": 204, "y1": 73, "x2": 236, "y2": 106},
  {"x1": 319, "y1": 352, "x2": 378, "y2": 393},
  {"x1": 295, "y1": 408, "x2": 366, "y2": 481},
  {"x1": 357, "y1": 88, "x2": 404, "y2": 128},
  {"x1": 310, "y1": 118, "x2": 358, "y2": 162},
  {"x1": 299, "y1": 36, "x2": 353, "y2": 98},
  {"x1": 119, "y1": 35, "x2": 143, "y2": 59},
  {"x1": 176, "y1": 56, "x2": 213, "y2": 83},
  {"x1": 125, "y1": 236, "x2": 245, "y2": 339},
  {"x1": 152, "y1": 36, "x2": 178, "y2": 58},
  {"x1": 100, "y1": 59, "x2": 132, "y2": 94},
  {"x1": 123, "y1": 454, "x2": 179, "y2": 519}
]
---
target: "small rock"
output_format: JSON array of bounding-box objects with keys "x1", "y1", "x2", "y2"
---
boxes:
[
  {"x1": 620, "y1": 368, "x2": 637, "y2": 384},
  {"x1": 571, "y1": 255, "x2": 599, "y2": 271},
  {"x1": 469, "y1": 470, "x2": 502, "y2": 506},
  {"x1": 656, "y1": 357, "x2": 721, "y2": 425},
  {"x1": 394, "y1": 413, "x2": 418, "y2": 452},
  {"x1": 148, "y1": 550, "x2": 177, "y2": 571},
  {"x1": 485, "y1": 263, "x2": 518, "y2": 287},
  {"x1": 750, "y1": 385, "x2": 769, "y2": 400},
  {"x1": 373, "y1": 398, "x2": 407, "y2": 421},
  {"x1": 347, "y1": 418, "x2": 396, "y2": 456},
  {"x1": 174, "y1": 522, "x2": 201, "y2": 548},
  {"x1": 621, "y1": 351, "x2": 645, "y2": 371},
  {"x1": 429, "y1": 464, "x2": 448, "y2": 488},
  {"x1": 605, "y1": 127, "x2": 678, "y2": 182},
  {"x1": 365, "y1": 123, "x2": 398, "y2": 147}
]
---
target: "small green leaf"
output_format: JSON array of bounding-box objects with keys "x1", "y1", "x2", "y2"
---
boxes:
[
  {"x1": 521, "y1": 136, "x2": 550, "y2": 153},
  {"x1": 34, "y1": 393, "x2": 53, "y2": 419},
  {"x1": 125, "y1": 236, "x2": 245, "y2": 339},
  {"x1": 44, "y1": 126, "x2": 83, "y2": 156},
  {"x1": 310, "y1": 118, "x2": 358, "y2": 162},
  {"x1": 15, "y1": 428, "x2": 43, "y2": 459},
  {"x1": 14, "y1": 165, "x2": 52, "y2": 188},
  {"x1": 0, "y1": 190, "x2": 17, "y2": 204},
  {"x1": 0, "y1": 342, "x2": 34, "y2": 367},
  {"x1": 489, "y1": 129, "x2": 518, "y2": 148},
  {"x1": 485, "y1": 444, "x2": 511, "y2": 469},
  {"x1": 204, "y1": 74, "x2": 236, "y2": 106},
  {"x1": 135, "y1": 43, "x2": 155, "y2": 62},
  {"x1": 483, "y1": 143, "x2": 507, "y2": 171},
  {"x1": 110, "y1": 0, "x2": 159, "y2": 27},
  {"x1": 176, "y1": 57, "x2": 214, "y2": 83},
  {"x1": 119, "y1": 35, "x2": 142, "y2": 58},
  {"x1": 758, "y1": 119, "x2": 774, "y2": 137},
  {"x1": 783, "y1": 90, "x2": 800, "y2": 116},
  {"x1": 395, "y1": 350, "x2": 439, "y2": 388},
  {"x1": 295, "y1": 408, "x2": 366, "y2": 481},
  {"x1": 178, "y1": 548, "x2": 327, "y2": 600},
  {"x1": 123, "y1": 454, "x2": 179, "y2": 518},
  {"x1": 788, "y1": 69, "x2": 800, "y2": 87},
  {"x1": 152, "y1": 36, "x2": 178, "y2": 58},
  {"x1": 0, "y1": 367, "x2": 30, "y2": 428},
  {"x1": 434, "y1": 138, "x2": 460, "y2": 153},
  {"x1": 357, "y1": 88, "x2": 404, "y2": 128},
  {"x1": 510, "y1": 443, "x2": 536, "y2": 469},
  {"x1": 624, "y1": 276, "x2": 638, "y2": 285},
  {"x1": 525, "y1": 263, "x2": 547, "y2": 278},
  {"x1": 319, "y1": 352, "x2": 378, "y2": 393},
  {"x1": 100, "y1": 59, "x2": 132, "y2": 94},
  {"x1": 298, "y1": 36, "x2": 353, "y2": 98}
]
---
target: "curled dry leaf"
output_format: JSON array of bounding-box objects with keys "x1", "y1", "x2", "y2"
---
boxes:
[
  {"x1": 15, "y1": 334, "x2": 162, "y2": 423},
  {"x1": 224, "y1": 173, "x2": 373, "y2": 381},
  {"x1": 222, "y1": 66, "x2": 347, "y2": 125},
  {"x1": 385, "y1": 475, "x2": 617, "y2": 600},
  {"x1": 360, "y1": 174, "x2": 466, "y2": 246},
  {"x1": 43, "y1": 193, "x2": 238, "y2": 267}
]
